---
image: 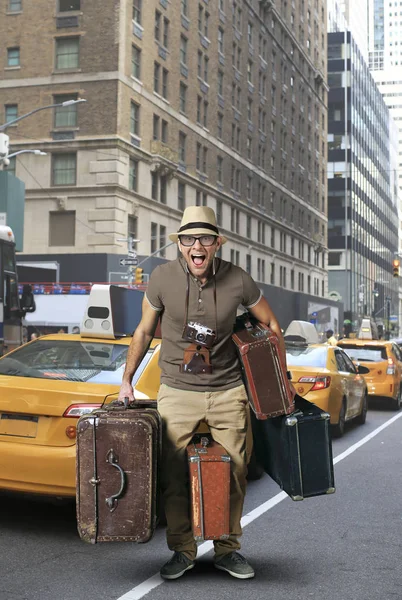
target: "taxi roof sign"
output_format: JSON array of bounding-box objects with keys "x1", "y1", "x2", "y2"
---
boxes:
[{"x1": 81, "y1": 284, "x2": 145, "y2": 339}]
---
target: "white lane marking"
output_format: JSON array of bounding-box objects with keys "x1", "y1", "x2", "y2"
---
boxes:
[{"x1": 116, "y1": 411, "x2": 402, "y2": 600}]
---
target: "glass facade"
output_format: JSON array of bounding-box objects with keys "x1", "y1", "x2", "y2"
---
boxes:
[{"x1": 327, "y1": 32, "x2": 399, "y2": 333}]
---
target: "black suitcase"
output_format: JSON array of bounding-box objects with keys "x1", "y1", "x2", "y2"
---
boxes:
[
  {"x1": 76, "y1": 401, "x2": 162, "y2": 543},
  {"x1": 252, "y1": 396, "x2": 335, "y2": 500}
]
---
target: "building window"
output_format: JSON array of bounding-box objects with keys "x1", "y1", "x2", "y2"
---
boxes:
[
  {"x1": 162, "y1": 68, "x2": 168, "y2": 99},
  {"x1": 217, "y1": 155, "x2": 223, "y2": 182},
  {"x1": 55, "y1": 37, "x2": 79, "y2": 69},
  {"x1": 181, "y1": 0, "x2": 188, "y2": 17},
  {"x1": 151, "y1": 222, "x2": 157, "y2": 254},
  {"x1": 5, "y1": 104, "x2": 18, "y2": 123},
  {"x1": 128, "y1": 215, "x2": 138, "y2": 250},
  {"x1": 160, "y1": 225, "x2": 166, "y2": 257},
  {"x1": 154, "y1": 62, "x2": 160, "y2": 93},
  {"x1": 246, "y1": 254, "x2": 252, "y2": 275},
  {"x1": 231, "y1": 208, "x2": 239, "y2": 233},
  {"x1": 160, "y1": 175, "x2": 167, "y2": 204},
  {"x1": 178, "y1": 182, "x2": 186, "y2": 212},
  {"x1": 7, "y1": 47, "x2": 20, "y2": 67},
  {"x1": 132, "y1": 45, "x2": 141, "y2": 79},
  {"x1": 230, "y1": 249, "x2": 240, "y2": 265},
  {"x1": 54, "y1": 94, "x2": 78, "y2": 127},
  {"x1": 129, "y1": 159, "x2": 138, "y2": 191},
  {"x1": 270, "y1": 263, "x2": 275, "y2": 285},
  {"x1": 179, "y1": 131, "x2": 186, "y2": 162},
  {"x1": 218, "y1": 27, "x2": 224, "y2": 54},
  {"x1": 154, "y1": 10, "x2": 161, "y2": 42},
  {"x1": 52, "y1": 153, "x2": 76, "y2": 186},
  {"x1": 153, "y1": 114, "x2": 160, "y2": 140},
  {"x1": 151, "y1": 173, "x2": 158, "y2": 200},
  {"x1": 130, "y1": 101, "x2": 140, "y2": 136},
  {"x1": 216, "y1": 200, "x2": 222, "y2": 226},
  {"x1": 217, "y1": 113, "x2": 223, "y2": 139},
  {"x1": 133, "y1": 0, "x2": 142, "y2": 24},
  {"x1": 196, "y1": 142, "x2": 201, "y2": 171},
  {"x1": 179, "y1": 82, "x2": 187, "y2": 113},
  {"x1": 59, "y1": 0, "x2": 80, "y2": 10},
  {"x1": 218, "y1": 70, "x2": 224, "y2": 96},
  {"x1": 202, "y1": 147, "x2": 207, "y2": 173},
  {"x1": 247, "y1": 215, "x2": 251, "y2": 238},
  {"x1": 290, "y1": 269, "x2": 294, "y2": 290},
  {"x1": 49, "y1": 211, "x2": 75, "y2": 246},
  {"x1": 180, "y1": 35, "x2": 188, "y2": 65},
  {"x1": 8, "y1": 0, "x2": 22, "y2": 11},
  {"x1": 161, "y1": 120, "x2": 168, "y2": 143}
]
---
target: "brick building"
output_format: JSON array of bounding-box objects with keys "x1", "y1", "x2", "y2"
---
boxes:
[{"x1": 0, "y1": 0, "x2": 333, "y2": 327}]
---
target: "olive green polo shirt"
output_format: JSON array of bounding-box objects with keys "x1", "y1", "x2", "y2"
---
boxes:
[{"x1": 145, "y1": 257, "x2": 261, "y2": 392}]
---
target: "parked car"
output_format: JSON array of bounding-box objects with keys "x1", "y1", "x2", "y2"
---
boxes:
[
  {"x1": 286, "y1": 343, "x2": 369, "y2": 437},
  {"x1": 337, "y1": 339, "x2": 402, "y2": 410},
  {"x1": 0, "y1": 333, "x2": 162, "y2": 497}
]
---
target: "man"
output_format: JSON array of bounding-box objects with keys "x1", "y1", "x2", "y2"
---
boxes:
[
  {"x1": 119, "y1": 206, "x2": 291, "y2": 581},
  {"x1": 325, "y1": 329, "x2": 337, "y2": 346}
]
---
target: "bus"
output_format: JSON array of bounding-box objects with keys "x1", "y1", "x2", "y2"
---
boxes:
[{"x1": 0, "y1": 225, "x2": 26, "y2": 354}]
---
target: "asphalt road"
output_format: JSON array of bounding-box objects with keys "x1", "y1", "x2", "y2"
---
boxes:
[{"x1": 1, "y1": 405, "x2": 402, "y2": 600}]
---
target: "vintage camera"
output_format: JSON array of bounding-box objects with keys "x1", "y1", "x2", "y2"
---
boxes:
[{"x1": 183, "y1": 321, "x2": 216, "y2": 349}]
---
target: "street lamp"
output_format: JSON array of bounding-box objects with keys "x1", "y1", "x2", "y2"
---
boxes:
[
  {"x1": 7, "y1": 150, "x2": 47, "y2": 159},
  {"x1": 0, "y1": 99, "x2": 87, "y2": 132}
]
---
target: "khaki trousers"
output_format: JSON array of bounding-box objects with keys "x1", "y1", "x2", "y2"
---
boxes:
[{"x1": 157, "y1": 382, "x2": 249, "y2": 561}]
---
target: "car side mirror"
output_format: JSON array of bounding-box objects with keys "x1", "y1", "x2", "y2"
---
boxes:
[{"x1": 356, "y1": 364, "x2": 370, "y2": 375}]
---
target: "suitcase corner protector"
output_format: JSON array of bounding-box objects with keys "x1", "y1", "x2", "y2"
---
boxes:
[
  {"x1": 326, "y1": 487, "x2": 336, "y2": 495},
  {"x1": 194, "y1": 535, "x2": 204, "y2": 542},
  {"x1": 285, "y1": 416, "x2": 298, "y2": 427},
  {"x1": 189, "y1": 456, "x2": 200, "y2": 463},
  {"x1": 291, "y1": 494, "x2": 304, "y2": 501}
]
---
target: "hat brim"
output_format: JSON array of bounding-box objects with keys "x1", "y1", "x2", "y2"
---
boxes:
[{"x1": 169, "y1": 228, "x2": 227, "y2": 244}]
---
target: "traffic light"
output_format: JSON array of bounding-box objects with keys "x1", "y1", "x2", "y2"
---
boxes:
[
  {"x1": 135, "y1": 267, "x2": 144, "y2": 284},
  {"x1": 393, "y1": 259, "x2": 400, "y2": 278}
]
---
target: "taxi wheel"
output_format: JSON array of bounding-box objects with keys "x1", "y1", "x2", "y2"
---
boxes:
[
  {"x1": 355, "y1": 392, "x2": 368, "y2": 425},
  {"x1": 332, "y1": 398, "x2": 346, "y2": 438},
  {"x1": 390, "y1": 387, "x2": 401, "y2": 411}
]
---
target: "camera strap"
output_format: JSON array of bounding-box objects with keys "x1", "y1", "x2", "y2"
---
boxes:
[{"x1": 183, "y1": 269, "x2": 218, "y2": 340}]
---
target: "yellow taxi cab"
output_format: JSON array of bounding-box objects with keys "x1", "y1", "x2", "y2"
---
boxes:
[
  {"x1": 337, "y1": 338, "x2": 402, "y2": 410},
  {"x1": 0, "y1": 332, "x2": 161, "y2": 497},
  {"x1": 285, "y1": 321, "x2": 368, "y2": 437}
]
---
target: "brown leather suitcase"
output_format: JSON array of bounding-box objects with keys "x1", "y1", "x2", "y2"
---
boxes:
[
  {"x1": 232, "y1": 314, "x2": 294, "y2": 420},
  {"x1": 76, "y1": 403, "x2": 161, "y2": 544},
  {"x1": 187, "y1": 436, "x2": 230, "y2": 542}
]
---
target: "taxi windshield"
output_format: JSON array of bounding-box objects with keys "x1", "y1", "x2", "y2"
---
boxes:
[
  {"x1": 340, "y1": 346, "x2": 387, "y2": 363},
  {"x1": 286, "y1": 346, "x2": 328, "y2": 368},
  {"x1": 0, "y1": 340, "x2": 141, "y2": 384}
]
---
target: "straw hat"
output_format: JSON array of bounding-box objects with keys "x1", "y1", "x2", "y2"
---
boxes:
[{"x1": 169, "y1": 206, "x2": 227, "y2": 244}]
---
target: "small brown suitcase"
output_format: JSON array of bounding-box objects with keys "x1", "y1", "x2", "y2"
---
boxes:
[
  {"x1": 76, "y1": 403, "x2": 161, "y2": 544},
  {"x1": 187, "y1": 436, "x2": 231, "y2": 542},
  {"x1": 232, "y1": 314, "x2": 294, "y2": 420}
]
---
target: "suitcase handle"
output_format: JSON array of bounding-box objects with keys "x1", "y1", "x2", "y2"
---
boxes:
[{"x1": 105, "y1": 449, "x2": 126, "y2": 512}]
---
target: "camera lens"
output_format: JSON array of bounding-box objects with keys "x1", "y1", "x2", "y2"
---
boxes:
[{"x1": 196, "y1": 333, "x2": 206, "y2": 342}]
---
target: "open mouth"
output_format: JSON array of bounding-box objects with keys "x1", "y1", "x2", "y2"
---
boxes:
[{"x1": 191, "y1": 254, "x2": 206, "y2": 267}]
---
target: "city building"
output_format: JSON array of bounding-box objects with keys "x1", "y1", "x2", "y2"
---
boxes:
[
  {"x1": 1, "y1": 0, "x2": 335, "y2": 327},
  {"x1": 327, "y1": 30, "x2": 399, "y2": 335}
]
